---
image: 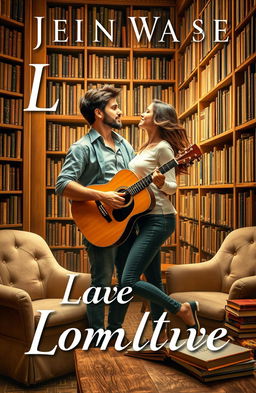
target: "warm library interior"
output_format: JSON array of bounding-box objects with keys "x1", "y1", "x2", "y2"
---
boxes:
[{"x1": 0, "y1": 0, "x2": 255, "y2": 274}]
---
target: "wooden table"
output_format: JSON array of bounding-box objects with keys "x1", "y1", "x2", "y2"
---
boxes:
[{"x1": 74, "y1": 348, "x2": 256, "y2": 393}]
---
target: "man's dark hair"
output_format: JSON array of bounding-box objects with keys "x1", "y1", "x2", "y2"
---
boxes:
[{"x1": 80, "y1": 84, "x2": 120, "y2": 125}]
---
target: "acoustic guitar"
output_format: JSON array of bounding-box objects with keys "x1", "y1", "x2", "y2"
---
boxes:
[{"x1": 71, "y1": 144, "x2": 202, "y2": 247}]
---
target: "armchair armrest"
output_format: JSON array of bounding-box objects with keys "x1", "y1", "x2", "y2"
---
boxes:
[
  {"x1": 229, "y1": 276, "x2": 256, "y2": 299},
  {"x1": 45, "y1": 262, "x2": 91, "y2": 299},
  {"x1": 0, "y1": 284, "x2": 34, "y2": 343},
  {"x1": 166, "y1": 259, "x2": 221, "y2": 294}
]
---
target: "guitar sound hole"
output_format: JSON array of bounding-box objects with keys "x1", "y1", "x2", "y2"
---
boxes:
[{"x1": 112, "y1": 190, "x2": 134, "y2": 222}]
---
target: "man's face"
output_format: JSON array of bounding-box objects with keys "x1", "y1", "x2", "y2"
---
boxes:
[{"x1": 102, "y1": 98, "x2": 122, "y2": 129}]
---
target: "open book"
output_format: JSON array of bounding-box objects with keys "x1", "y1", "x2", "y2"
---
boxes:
[{"x1": 125, "y1": 336, "x2": 254, "y2": 381}]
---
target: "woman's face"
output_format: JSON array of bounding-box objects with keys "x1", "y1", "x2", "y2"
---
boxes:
[{"x1": 138, "y1": 103, "x2": 155, "y2": 130}]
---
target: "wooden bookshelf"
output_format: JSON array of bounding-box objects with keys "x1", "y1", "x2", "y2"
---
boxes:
[
  {"x1": 176, "y1": 0, "x2": 256, "y2": 264},
  {"x1": 0, "y1": 0, "x2": 30, "y2": 230}
]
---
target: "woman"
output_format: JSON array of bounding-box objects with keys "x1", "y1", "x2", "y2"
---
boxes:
[{"x1": 115, "y1": 99, "x2": 200, "y2": 343}]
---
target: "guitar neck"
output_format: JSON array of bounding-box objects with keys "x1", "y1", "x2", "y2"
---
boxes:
[{"x1": 128, "y1": 158, "x2": 178, "y2": 196}]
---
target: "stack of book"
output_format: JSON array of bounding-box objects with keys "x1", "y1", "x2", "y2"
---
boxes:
[
  {"x1": 125, "y1": 336, "x2": 255, "y2": 383},
  {"x1": 225, "y1": 299, "x2": 256, "y2": 339}
]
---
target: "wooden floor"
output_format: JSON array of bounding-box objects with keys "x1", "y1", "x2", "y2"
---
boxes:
[{"x1": 0, "y1": 302, "x2": 255, "y2": 393}]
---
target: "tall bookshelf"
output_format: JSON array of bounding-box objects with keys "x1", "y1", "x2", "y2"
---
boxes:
[
  {"x1": 176, "y1": 0, "x2": 256, "y2": 264},
  {"x1": 0, "y1": 0, "x2": 30, "y2": 231},
  {"x1": 27, "y1": 0, "x2": 177, "y2": 272}
]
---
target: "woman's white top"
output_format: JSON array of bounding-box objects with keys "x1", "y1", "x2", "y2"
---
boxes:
[{"x1": 128, "y1": 140, "x2": 177, "y2": 215}]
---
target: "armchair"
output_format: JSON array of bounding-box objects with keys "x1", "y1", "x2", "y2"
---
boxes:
[
  {"x1": 166, "y1": 226, "x2": 256, "y2": 337},
  {"x1": 0, "y1": 230, "x2": 91, "y2": 385}
]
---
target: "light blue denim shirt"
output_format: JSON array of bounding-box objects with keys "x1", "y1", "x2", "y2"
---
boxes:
[{"x1": 55, "y1": 128, "x2": 135, "y2": 195}]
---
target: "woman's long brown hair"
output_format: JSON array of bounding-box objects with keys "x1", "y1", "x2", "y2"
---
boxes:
[{"x1": 139, "y1": 99, "x2": 190, "y2": 175}]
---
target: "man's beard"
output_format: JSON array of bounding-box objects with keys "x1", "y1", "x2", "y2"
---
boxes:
[{"x1": 103, "y1": 112, "x2": 122, "y2": 129}]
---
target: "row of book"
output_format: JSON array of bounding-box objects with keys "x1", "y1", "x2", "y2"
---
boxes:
[
  {"x1": 236, "y1": 14, "x2": 255, "y2": 67},
  {"x1": 0, "y1": 163, "x2": 21, "y2": 190},
  {"x1": 0, "y1": 26, "x2": 22, "y2": 59},
  {"x1": 0, "y1": 97, "x2": 23, "y2": 125},
  {"x1": 236, "y1": 131, "x2": 256, "y2": 183},
  {"x1": 200, "y1": 86, "x2": 232, "y2": 139},
  {"x1": 0, "y1": 0, "x2": 24, "y2": 22},
  {"x1": 179, "y1": 219, "x2": 199, "y2": 248},
  {"x1": 181, "y1": 113, "x2": 198, "y2": 145},
  {"x1": 225, "y1": 299, "x2": 256, "y2": 339},
  {"x1": 46, "y1": 222, "x2": 83, "y2": 247},
  {"x1": 0, "y1": 195, "x2": 22, "y2": 224},
  {"x1": 132, "y1": 8, "x2": 175, "y2": 49},
  {"x1": 201, "y1": 225, "x2": 231, "y2": 255},
  {"x1": 199, "y1": 145, "x2": 233, "y2": 185},
  {"x1": 236, "y1": 63, "x2": 256, "y2": 125},
  {"x1": 88, "y1": 54, "x2": 129, "y2": 80},
  {"x1": 179, "y1": 191, "x2": 198, "y2": 219},
  {"x1": 178, "y1": 1, "x2": 197, "y2": 42},
  {"x1": 160, "y1": 250, "x2": 176, "y2": 265},
  {"x1": 200, "y1": 41, "x2": 232, "y2": 96},
  {"x1": 47, "y1": 123, "x2": 88, "y2": 152},
  {"x1": 47, "y1": 5, "x2": 84, "y2": 47},
  {"x1": 118, "y1": 125, "x2": 146, "y2": 152},
  {"x1": 47, "y1": 82, "x2": 85, "y2": 116},
  {"x1": 88, "y1": 6, "x2": 126, "y2": 48},
  {"x1": 201, "y1": 192, "x2": 233, "y2": 227},
  {"x1": 0, "y1": 61, "x2": 21, "y2": 93},
  {"x1": 53, "y1": 249, "x2": 89, "y2": 274},
  {"x1": 178, "y1": 42, "x2": 197, "y2": 83},
  {"x1": 179, "y1": 160, "x2": 199, "y2": 187},
  {"x1": 178, "y1": 76, "x2": 198, "y2": 114},
  {"x1": 133, "y1": 85, "x2": 175, "y2": 116},
  {"x1": 179, "y1": 243, "x2": 199, "y2": 264},
  {"x1": 237, "y1": 190, "x2": 256, "y2": 227},
  {"x1": 46, "y1": 157, "x2": 64, "y2": 187},
  {"x1": 47, "y1": 193, "x2": 71, "y2": 218},
  {"x1": 133, "y1": 56, "x2": 175, "y2": 80},
  {"x1": 0, "y1": 130, "x2": 22, "y2": 158},
  {"x1": 47, "y1": 53, "x2": 84, "y2": 78},
  {"x1": 200, "y1": 0, "x2": 232, "y2": 60},
  {"x1": 235, "y1": 0, "x2": 256, "y2": 26}
]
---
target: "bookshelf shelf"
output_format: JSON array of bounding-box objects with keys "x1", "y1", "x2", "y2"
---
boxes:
[
  {"x1": 199, "y1": 74, "x2": 232, "y2": 103},
  {"x1": 0, "y1": 15, "x2": 24, "y2": 27},
  {"x1": 0, "y1": 54, "x2": 23, "y2": 63},
  {"x1": 235, "y1": 5, "x2": 256, "y2": 33},
  {"x1": 46, "y1": 217, "x2": 73, "y2": 220},
  {"x1": 177, "y1": 0, "x2": 193, "y2": 16},
  {"x1": 0, "y1": 190, "x2": 23, "y2": 194},
  {"x1": 46, "y1": 45, "x2": 85, "y2": 52},
  {"x1": 133, "y1": 48, "x2": 176, "y2": 54},
  {"x1": 46, "y1": 77, "x2": 85, "y2": 82},
  {"x1": 87, "y1": 78, "x2": 130, "y2": 84},
  {"x1": 235, "y1": 53, "x2": 256, "y2": 73},
  {"x1": 0, "y1": 124, "x2": 23, "y2": 129},
  {"x1": 235, "y1": 119, "x2": 256, "y2": 131},
  {"x1": 199, "y1": 30, "x2": 232, "y2": 67},
  {"x1": 133, "y1": 80, "x2": 176, "y2": 84},
  {"x1": 0, "y1": 224, "x2": 23, "y2": 228},
  {"x1": 199, "y1": 185, "x2": 234, "y2": 189},
  {"x1": 87, "y1": 47, "x2": 131, "y2": 53},
  {"x1": 0, "y1": 157, "x2": 23, "y2": 162},
  {"x1": 235, "y1": 183, "x2": 256, "y2": 188},
  {"x1": 200, "y1": 129, "x2": 233, "y2": 146},
  {"x1": 178, "y1": 102, "x2": 198, "y2": 120},
  {"x1": 198, "y1": 0, "x2": 211, "y2": 16},
  {"x1": 178, "y1": 29, "x2": 194, "y2": 53},
  {"x1": 50, "y1": 246, "x2": 84, "y2": 249},
  {"x1": 0, "y1": 89, "x2": 23, "y2": 97},
  {"x1": 178, "y1": 67, "x2": 197, "y2": 90},
  {"x1": 46, "y1": 151, "x2": 67, "y2": 155}
]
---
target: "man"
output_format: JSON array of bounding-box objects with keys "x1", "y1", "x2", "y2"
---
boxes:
[{"x1": 56, "y1": 85, "x2": 135, "y2": 342}]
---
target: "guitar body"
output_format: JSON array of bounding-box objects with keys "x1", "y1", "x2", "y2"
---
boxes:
[{"x1": 71, "y1": 169, "x2": 155, "y2": 247}]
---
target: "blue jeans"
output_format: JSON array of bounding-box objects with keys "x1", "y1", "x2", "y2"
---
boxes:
[
  {"x1": 83, "y1": 238, "x2": 129, "y2": 332},
  {"x1": 115, "y1": 214, "x2": 181, "y2": 326}
]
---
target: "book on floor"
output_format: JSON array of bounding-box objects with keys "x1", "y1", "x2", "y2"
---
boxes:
[{"x1": 125, "y1": 336, "x2": 253, "y2": 371}]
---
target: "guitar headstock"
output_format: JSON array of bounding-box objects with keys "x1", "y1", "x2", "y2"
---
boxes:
[{"x1": 176, "y1": 144, "x2": 202, "y2": 167}]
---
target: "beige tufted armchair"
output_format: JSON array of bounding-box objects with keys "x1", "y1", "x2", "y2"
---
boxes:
[
  {"x1": 166, "y1": 226, "x2": 256, "y2": 337},
  {"x1": 0, "y1": 230, "x2": 91, "y2": 385}
]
